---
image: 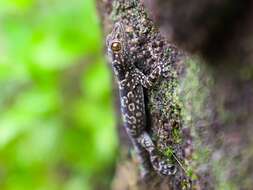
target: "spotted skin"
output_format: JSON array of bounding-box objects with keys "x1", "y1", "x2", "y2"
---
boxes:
[{"x1": 106, "y1": 22, "x2": 176, "y2": 177}]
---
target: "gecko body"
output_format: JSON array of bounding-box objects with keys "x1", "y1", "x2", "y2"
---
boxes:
[{"x1": 106, "y1": 22, "x2": 176, "y2": 176}]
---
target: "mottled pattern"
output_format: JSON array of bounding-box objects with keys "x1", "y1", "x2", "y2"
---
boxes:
[{"x1": 106, "y1": 22, "x2": 176, "y2": 176}]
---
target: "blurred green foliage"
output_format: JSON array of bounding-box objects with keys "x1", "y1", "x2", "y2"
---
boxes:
[{"x1": 0, "y1": 0, "x2": 118, "y2": 189}]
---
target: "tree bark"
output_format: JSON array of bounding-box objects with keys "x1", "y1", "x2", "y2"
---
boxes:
[{"x1": 97, "y1": 0, "x2": 253, "y2": 189}]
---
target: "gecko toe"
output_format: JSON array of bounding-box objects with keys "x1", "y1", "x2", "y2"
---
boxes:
[
  {"x1": 163, "y1": 164, "x2": 177, "y2": 175},
  {"x1": 159, "y1": 160, "x2": 177, "y2": 176}
]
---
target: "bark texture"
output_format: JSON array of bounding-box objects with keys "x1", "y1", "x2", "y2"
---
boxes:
[
  {"x1": 97, "y1": 0, "x2": 253, "y2": 189},
  {"x1": 143, "y1": 1, "x2": 253, "y2": 189},
  {"x1": 143, "y1": 0, "x2": 253, "y2": 63}
]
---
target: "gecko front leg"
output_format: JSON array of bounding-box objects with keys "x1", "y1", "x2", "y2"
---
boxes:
[{"x1": 133, "y1": 66, "x2": 162, "y2": 89}]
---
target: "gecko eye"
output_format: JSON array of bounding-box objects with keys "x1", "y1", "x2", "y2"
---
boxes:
[{"x1": 111, "y1": 42, "x2": 121, "y2": 52}]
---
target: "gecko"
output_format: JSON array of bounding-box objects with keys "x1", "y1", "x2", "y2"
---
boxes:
[{"x1": 106, "y1": 21, "x2": 177, "y2": 177}]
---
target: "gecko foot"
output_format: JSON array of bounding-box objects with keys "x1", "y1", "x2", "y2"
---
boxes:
[
  {"x1": 151, "y1": 157, "x2": 177, "y2": 176},
  {"x1": 137, "y1": 132, "x2": 177, "y2": 176}
]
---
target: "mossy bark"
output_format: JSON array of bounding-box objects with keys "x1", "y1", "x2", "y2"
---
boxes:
[{"x1": 97, "y1": 0, "x2": 253, "y2": 190}]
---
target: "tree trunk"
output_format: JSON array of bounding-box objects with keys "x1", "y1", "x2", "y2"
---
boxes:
[{"x1": 97, "y1": 0, "x2": 253, "y2": 189}]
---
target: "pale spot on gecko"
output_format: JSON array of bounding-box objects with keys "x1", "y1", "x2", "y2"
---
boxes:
[{"x1": 128, "y1": 103, "x2": 135, "y2": 111}]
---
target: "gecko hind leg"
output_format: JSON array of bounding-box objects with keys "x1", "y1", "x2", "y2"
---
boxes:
[
  {"x1": 137, "y1": 132, "x2": 177, "y2": 176},
  {"x1": 132, "y1": 140, "x2": 154, "y2": 178}
]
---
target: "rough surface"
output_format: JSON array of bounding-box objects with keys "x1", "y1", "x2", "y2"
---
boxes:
[
  {"x1": 143, "y1": 0, "x2": 253, "y2": 63},
  {"x1": 142, "y1": 0, "x2": 253, "y2": 189}
]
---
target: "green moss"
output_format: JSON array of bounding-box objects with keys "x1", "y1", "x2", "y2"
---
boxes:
[
  {"x1": 212, "y1": 159, "x2": 237, "y2": 190},
  {"x1": 179, "y1": 57, "x2": 214, "y2": 184},
  {"x1": 181, "y1": 178, "x2": 191, "y2": 190},
  {"x1": 163, "y1": 147, "x2": 177, "y2": 164},
  {"x1": 172, "y1": 127, "x2": 182, "y2": 143},
  {"x1": 150, "y1": 74, "x2": 181, "y2": 120},
  {"x1": 164, "y1": 146, "x2": 174, "y2": 160},
  {"x1": 240, "y1": 64, "x2": 253, "y2": 80},
  {"x1": 193, "y1": 147, "x2": 210, "y2": 163},
  {"x1": 186, "y1": 167, "x2": 197, "y2": 180}
]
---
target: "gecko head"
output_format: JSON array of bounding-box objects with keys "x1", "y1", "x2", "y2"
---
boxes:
[{"x1": 106, "y1": 21, "x2": 127, "y2": 62}]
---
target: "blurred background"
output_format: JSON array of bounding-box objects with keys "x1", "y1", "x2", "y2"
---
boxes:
[{"x1": 0, "y1": 0, "x2": 118, "y2": 189}]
